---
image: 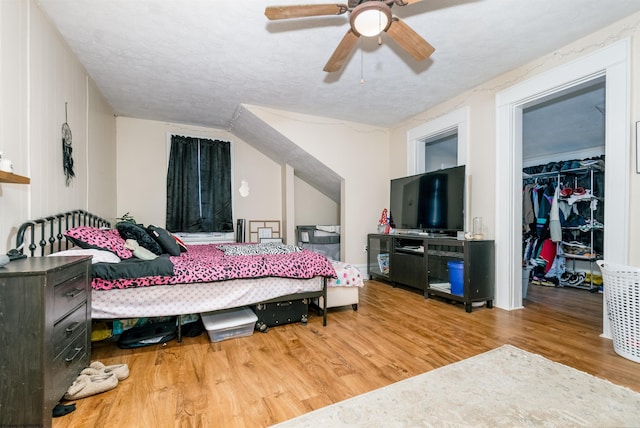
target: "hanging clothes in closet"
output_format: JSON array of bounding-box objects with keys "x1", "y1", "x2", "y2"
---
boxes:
[{"x1": 522, "y1": 176, "x2": 566, "y2": 286}]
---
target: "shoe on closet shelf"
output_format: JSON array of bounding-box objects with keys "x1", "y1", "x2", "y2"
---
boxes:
[
  {"x1": 584, "y1": 272, "x2": 603, "y2": 286},
  {"x1": 559, "y1": 272, "x2": 572, "y2": 286},
  {"x1": 560, "y1": 187, "x2": 573, "y2": 197},
  {"x1": 64, "y1": 373, "x2": 118, "y2": 400},
  {"x1": 568, "y1": 272, "x2": 586, "y2": 287},
  {"x1": 81, "y1": 361, "x2": 130, "y2": 381}
]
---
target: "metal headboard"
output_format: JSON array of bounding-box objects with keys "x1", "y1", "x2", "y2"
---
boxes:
[{"x1": 14, "y1": 209, "x2": 111, "y2": 257}]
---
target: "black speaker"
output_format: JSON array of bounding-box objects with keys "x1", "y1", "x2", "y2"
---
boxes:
[{"x1": 236, "y1": 219, "x2": 246, "y2": 242}]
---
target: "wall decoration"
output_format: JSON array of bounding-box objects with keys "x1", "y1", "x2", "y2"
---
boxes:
[
  {"x1": 258, "y1": 227, "x2": 272, "y2": 239},
  {"x1": 249, "y1": 220, "x2": 281, "y2": 243},
  {"x1": 62, "y1": 102, "x2": 75, "y2": 186}
]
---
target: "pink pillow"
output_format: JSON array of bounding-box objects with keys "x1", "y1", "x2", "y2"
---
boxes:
[{"x1": 64, "y1": 226, "x2": 133, "y2": 259}]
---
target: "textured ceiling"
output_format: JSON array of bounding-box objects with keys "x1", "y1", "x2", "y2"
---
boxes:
[
  {"x1": 36, "y1": 0, "x2": 640, "y2": 129},
  {"x1": 35, "y1": 1, "x2": 635, "y2": 203}
]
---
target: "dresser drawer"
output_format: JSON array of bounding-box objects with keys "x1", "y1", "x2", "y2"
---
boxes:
[
  {"x1": 1, "y1": 256, "x2": 92, "y2": 428},
  {"x1": 53, "y1": 273, "x2": 87, "y2": 321},
  {"x1": 53, "y1": 302, "x2": 88, "y2": 358},
  {"x1": 51, "y1": 329, "x2": 89, "y2": 404}
]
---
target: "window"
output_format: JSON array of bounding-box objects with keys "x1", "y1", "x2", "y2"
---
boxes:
[
  {"x1": 423, "y1": 129, "x2": 458, "y2": 172},
  {"x1": 166, "y1": 135, "x2": 233, "y2": 233},
  {"x1": 406, "y1": 106, "x2": 468, "y2": 175}
]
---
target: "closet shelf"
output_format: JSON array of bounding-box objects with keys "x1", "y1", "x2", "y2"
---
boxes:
[
  {"x1": 564, "y1": 254, "x2": 598, "y2": 261},
  {"x1": 559, "y1": 195, "x2": 602, "y2": 202},
  {"x1": 0, "y1": 171, "x2": 30, "y2": 184},
  {"x1": 523, "y1": 164, "x2": 603, "y2": 180}
]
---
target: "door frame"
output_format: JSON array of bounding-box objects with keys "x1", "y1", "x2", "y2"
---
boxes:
[{"x1": 495, "y1": 38, "x2": 631, "y2": 337}]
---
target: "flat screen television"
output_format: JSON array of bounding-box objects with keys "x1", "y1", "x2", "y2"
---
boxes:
[{"x1": 389, "y1": 165, "x2": 465, "y2": 234}]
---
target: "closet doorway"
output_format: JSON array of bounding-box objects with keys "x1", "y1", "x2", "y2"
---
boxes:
[
  {"x1": 522, "y1": 77, "x2": 605, "y2": 310},
  {"x1": 495, "y1": 39, "x2": 631, "y2": 338}
]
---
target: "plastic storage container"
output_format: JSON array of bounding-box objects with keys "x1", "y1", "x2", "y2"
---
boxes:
[
  {"x1": 522, "y1": 266, "x2": 533, "y2": 299},
  {"x1": 596, "y1": 260, "x2": 640, "y2": 363},
  {"x1": 201, "y1": 307, "x2": 258, "y2": 342},
  {"x1": 448, "y1": 261, "x2": 464, "y2": 296}
]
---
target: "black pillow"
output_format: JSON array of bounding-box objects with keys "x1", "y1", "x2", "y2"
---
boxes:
[
  {"x1": 92, "y1": 255, "x2": 174, "y2": 280},
  {"x1": 147, "y1": 225, "x2": 181, "y2": 256},
  {"x1": 116, "y1": 223, "x2": 163, "y2": 255}
]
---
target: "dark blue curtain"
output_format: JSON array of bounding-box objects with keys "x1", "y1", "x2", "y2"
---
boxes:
[{"x1": 166, "y1": 135, "x2": 233, "y2": 233}]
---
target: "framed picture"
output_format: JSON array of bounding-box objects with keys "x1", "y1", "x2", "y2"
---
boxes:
[
  {"x1": 249, "y1": 220, "x2": 281, "y2": 242},
  {"x1": 258, "y1": 227, "x2": 272, "y2": 239}
]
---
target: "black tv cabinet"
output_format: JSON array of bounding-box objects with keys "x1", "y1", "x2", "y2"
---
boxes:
[{"x1": 367, "y1": 233, "x2": 494, "y2": 312}]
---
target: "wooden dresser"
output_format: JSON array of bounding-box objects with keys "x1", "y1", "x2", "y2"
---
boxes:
[{"x1": 0, "y1": 256, "x2": 92, "y2": 428}]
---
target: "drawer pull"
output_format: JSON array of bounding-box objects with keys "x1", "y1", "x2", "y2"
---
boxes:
[
  {"x1": 65, "y1": 346, "x2": 84, "y2": 363},
  {"x1": 66, "y1": 288, "x2": 84, "y2": 298},
  {"x1": 65, "y1": 321, "x2": 81, "y2": 334}
]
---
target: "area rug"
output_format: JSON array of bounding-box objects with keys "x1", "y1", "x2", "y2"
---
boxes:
[{"x1": 272, "y1": 344, "x2": 640, "y2": 427}]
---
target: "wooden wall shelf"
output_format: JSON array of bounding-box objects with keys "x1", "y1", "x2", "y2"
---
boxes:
[{"x1": 0, "y1": 170, "x2": 30, "y2": 184}]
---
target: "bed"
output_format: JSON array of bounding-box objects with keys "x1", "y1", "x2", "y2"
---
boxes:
[{"x1": 11, "y1": 210, "x2": 335, "y2": 338}]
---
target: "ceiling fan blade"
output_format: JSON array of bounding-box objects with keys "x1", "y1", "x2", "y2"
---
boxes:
[
  {"x1": 323, "y1": 29, "x2": 360, "y2": 72},
  {"x1": 385, "y1": 18, "x2": 435, "y2": 62},
  {"x1": 265, "y1": 4, "x2": 348, "y2": 20},
  {"x1": 398, "y1": 0, "x2": 425, "y2": 4}
]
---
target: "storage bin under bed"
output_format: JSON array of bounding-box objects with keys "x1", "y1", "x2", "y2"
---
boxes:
[{"x1": 201, "y1": 307, "x2": 258, "y2": 342}]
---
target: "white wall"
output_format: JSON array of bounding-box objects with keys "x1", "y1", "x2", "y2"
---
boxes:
[
  {"x1": 294, "y1": 176, "x2": 339, "y2": 226},
  {"x1": 115, "y1": 117, "x2": 284, "y2": 229},
  {"x1": 0, "y1": 0, "x2": 117, "y2": 253},
  {"x1": 88, "y1": 82, "x2": 118, "y2": 217},
  {"x1": 244, "y1": 106, "x2": 390, "y2": 265},
  {"x1": 115, "y1": 114, "x2": 384, "y2": 266}
]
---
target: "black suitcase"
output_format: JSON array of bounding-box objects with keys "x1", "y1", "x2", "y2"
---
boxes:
[{"x1": 253, "y1": 298, "x2": 309, "y2": 332}]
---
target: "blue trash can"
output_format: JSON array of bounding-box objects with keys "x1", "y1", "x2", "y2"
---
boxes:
[{"x1": 448, "y1": 261, "x2": 464, "y2": 295}]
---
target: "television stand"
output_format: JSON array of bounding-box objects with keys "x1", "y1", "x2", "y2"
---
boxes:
[
  {"x1": 367, "y1": 233, "x2": 494, "y2": 312},
  {"x1": 401, "y1": 230, "x2": 451, "y2": 238}
]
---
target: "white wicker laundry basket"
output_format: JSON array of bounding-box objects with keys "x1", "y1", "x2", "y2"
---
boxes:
[{"x1": 596, "y1": 260, "x2": 640, "y2": 363}]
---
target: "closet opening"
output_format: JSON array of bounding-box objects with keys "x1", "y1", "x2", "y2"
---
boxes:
[{"x1": 521, "y1": 76, "x2": 605, "y2": 311}]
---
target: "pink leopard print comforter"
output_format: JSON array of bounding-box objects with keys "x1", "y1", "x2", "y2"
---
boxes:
[{"x1": 91, "y1": 243, "x2": 336, "y2": 290}]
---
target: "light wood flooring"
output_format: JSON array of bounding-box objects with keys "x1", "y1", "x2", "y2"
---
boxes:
[{"x1": 53, "y1": 280, "x2": 640, "y2": 428}]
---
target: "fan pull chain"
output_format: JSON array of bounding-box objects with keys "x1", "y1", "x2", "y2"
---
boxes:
[{"x1": 360, "y1": 39, "x2": 365, "y2": 85}]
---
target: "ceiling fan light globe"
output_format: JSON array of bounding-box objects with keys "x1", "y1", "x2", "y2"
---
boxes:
[{"x1": 350, "y1": 2, "x2": 391, "y2": 37}]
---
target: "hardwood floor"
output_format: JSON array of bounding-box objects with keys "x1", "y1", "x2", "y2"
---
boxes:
[{"x1": 53, "y1": 280, "x2": 640, "y2": 428}]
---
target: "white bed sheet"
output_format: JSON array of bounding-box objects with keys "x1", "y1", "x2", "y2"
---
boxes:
[{"x1": 92, "y1": 276, "x2": 323, "y2": 319}]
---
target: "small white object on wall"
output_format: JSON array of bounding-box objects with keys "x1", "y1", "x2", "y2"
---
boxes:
[
  {"x1": 0, "y1": 152, "x2": 13, "y2": 173},
  {"x1": 239, "y1": 180, "x2": 250, "y2": 197}
]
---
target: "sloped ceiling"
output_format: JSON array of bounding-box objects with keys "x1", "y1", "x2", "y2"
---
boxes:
[{"x1": 230, "y1": 106, "x2": 342, "y2": 202}]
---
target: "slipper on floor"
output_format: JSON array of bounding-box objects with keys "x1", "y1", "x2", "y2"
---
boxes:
[
  {"x1": 64, "y1": 373, "x2": 118, "y2": 400},
  {"x1": 82, "y1": 361, "x2": 130, "y2": 381},
  {"x1": 52, "y1": 403, "x2": 76, "y2": 417}
]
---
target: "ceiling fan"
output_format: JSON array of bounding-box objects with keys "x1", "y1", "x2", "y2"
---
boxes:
[{"x1": 265, "y1": 0, "x2": 435, "y2": 73}]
